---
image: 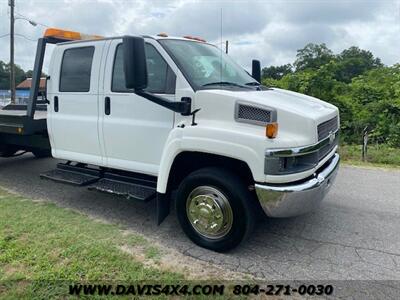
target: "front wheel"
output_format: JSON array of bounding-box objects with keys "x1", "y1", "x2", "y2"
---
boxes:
[{"x1": 175, "y1": 167, "x2": 256, "y2": 252}]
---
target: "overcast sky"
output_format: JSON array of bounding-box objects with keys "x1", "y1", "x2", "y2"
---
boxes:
[{"x1": 0, "y1": 0, "x2": 399, "y2": 72}]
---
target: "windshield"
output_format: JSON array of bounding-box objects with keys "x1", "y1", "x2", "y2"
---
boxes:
[{"x1": 159, "y1": 39, "x2": 257, "y2": 90}]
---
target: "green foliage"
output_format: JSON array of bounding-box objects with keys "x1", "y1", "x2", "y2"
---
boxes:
[
  {"x1": 262, "y1": 64, "x2": 292, "y2": 80},
  {"x1": 334, "y1": 47, "x2": 383, "y2": 83},
  {"x1": 294, "y1": 43, "x2": 334, "y2": 71},
  {"x1": 262, "y1": 44, "x2": 400, "y2": 147},
  {"x1": 0, "y1": 61, "x2": 31, "y2": 90},
  {"x1": 340, "y1": 144, "x2": 400, "y2": 166}
]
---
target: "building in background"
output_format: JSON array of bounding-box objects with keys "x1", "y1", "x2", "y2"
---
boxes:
[{"x1": 15, "y1": 78, "x2": 46, "y2": 104}]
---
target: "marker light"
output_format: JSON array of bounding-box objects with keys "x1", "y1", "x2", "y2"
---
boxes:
[
  {"x1": 183, "y1": 35, "x2": 206, "y2": 42},
  {"x1": 44, "y1": 28, "x2": 103, "y2": 41},
  {"x1": 157, "y1": 33, "x2": 168, "y2": 37},
  {"x1": 266, "y1": 122, "x2": 278, "y2": 139}
]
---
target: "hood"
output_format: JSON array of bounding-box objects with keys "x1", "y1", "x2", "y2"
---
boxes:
[
  {"x1": 193, "y1": 87, "x2": 339, "y2": 146},
  {"x1": 212, "y1": 88, "x2": 337, "y2": 122}
]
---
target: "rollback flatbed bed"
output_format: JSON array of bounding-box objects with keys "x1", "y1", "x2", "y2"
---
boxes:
[{"x1": 0, "y1": 37, "x2": 64, "y2": 156}]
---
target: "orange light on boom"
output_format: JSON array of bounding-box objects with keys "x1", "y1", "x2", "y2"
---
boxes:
[{"x1": 44, "y1": 28, "x2": 103, "y2": 41}]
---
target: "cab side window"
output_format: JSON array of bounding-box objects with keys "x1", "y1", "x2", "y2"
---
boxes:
[
  {"x1": 112, "y1": 43, "x2": 176, "y2": 94},
  {"x1": 59, "y1": 47, "x2": 95, "y2": 92}
]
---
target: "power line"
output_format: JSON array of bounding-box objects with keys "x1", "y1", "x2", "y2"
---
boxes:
[{"x1": 0, "y1": 33, "x2": 37, "y2": 42}]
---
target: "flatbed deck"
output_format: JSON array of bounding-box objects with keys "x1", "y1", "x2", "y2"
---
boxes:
[
  {"x1": 0, "y1": 109, "x2": 47, "y2": 120},
  {"x1": 0, "y1": 104, "x2": 47, "y2": 135},
  {"x1": 0, "y1": 37, "x2": 59, "y2": 153}
]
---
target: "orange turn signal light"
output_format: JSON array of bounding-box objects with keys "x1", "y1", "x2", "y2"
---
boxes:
[{"x1": 266, "y1": 122, "x2": 278, "y2": 139}]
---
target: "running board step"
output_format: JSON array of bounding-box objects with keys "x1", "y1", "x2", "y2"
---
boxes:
[
  {"x1": 88, "y1": 178, "x2": 156, "y2": 202},
  {"x1": 40, "y1": 163, "x2": 101, "y2": 186}
]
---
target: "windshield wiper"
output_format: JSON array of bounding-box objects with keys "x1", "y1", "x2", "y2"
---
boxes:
[
  {"x1": 202, "y1": 81, "x2": 251, "y2": 89},
  {"x1": 245, "y1": 82, "x2": 260, "y2": 86}
]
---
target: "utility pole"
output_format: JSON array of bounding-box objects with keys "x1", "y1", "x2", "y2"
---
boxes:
[
  {"x1": 9, "y1": 0, "x2": 16, "y2": 104},
  {"x1": 225, "y1": 40, "x2": 228, "y2": 54}
]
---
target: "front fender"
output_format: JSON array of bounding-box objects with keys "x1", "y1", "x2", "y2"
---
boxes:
[{"x1": 156, "y1": 125, "x2": 265, "y2": 193}]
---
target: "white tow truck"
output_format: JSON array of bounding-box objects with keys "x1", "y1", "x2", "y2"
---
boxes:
[{"x1": 0, "y1": 28, "x2": 340, "y2": 251}]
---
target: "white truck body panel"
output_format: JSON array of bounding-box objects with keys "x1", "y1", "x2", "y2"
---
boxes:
[
  {"x1": 47, "y1": 35, "x2": 339, "y2": 195},
  {"x1": 101, "y1": 39, "x2": 174, "y2": 175},
  {"x1": 47, "y1": 40, "x2": 106, "y2": 166}
]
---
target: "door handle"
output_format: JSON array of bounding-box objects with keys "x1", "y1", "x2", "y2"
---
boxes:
[
  {"x1": 105, "y1": 97, "x2": 111, "y2": 115},
  {"x1": 54, "y1": 96, "x2": 59, "y2": 112}
]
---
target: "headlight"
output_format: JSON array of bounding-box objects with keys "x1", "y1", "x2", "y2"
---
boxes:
[
  {"x1": 264, "y1": 152, "x2": 319, "y2": 175},
  {"x1": 264, "y1": 129, "x2": 339, "y2": 175}
]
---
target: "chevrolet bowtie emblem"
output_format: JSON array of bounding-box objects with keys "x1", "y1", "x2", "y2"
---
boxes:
[{"x1": 328, "y1": 131, "x2": 335, "y2": 144}]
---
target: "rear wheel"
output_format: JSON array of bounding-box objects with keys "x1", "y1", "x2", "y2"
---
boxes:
[
  {"x1": 175, "y1": 167, "x2": 256, "y2": 252},
  {"x1": 32, "y1": 149, "x2": 52, "y2": 158}
]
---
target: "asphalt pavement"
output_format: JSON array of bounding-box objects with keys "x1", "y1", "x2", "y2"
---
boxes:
[{"x1": 0, "y1": 154, "x2": 399, "y2": 282}]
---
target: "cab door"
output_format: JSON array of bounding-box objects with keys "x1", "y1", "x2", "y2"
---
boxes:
[
  {"x1": 100, "y1": 39, "x2": 176, "y2": 175},
  {"x1": 47, "y1": 41, "x2": 106, "y2": 166}
]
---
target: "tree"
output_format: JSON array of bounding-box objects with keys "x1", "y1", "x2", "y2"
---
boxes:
[
  {"x1": 262, "y1": 64, "x2": 292, "y2": 80},
  {"x1": 294, "y1": 43, "x2": 334, "y2": 71},
  {"x1": 334, "y1": 47, "x2": 383, "y2": 83},
  {"x1": 25, "y1": 70, "x2": 47, "y2": 78},
  {"x1": 0, "y1": 60, "x2": 26, "y2": 89}
]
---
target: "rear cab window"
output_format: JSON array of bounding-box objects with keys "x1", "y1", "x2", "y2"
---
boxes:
[{"x1": 59, "y1": 47, "x2": 95, "y2": 92}]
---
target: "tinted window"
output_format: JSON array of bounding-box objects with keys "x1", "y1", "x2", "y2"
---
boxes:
[
  {"x1": 112, "y1": 43, "x2": 175, "y2": 94},
  {"x1": 60, "y1": 47, "x2": 95, "y2": 92}
]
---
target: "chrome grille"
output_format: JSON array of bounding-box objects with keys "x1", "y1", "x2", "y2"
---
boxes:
[
  {"x1": 318, "y1": 116, "x2": 338, "y2": 141},
  {"x1": 237, "y1": 104, "x2": 271, "y2": 124},
  {"x1": 318, "y1": 133, "x2": 339, "y2": 161}
]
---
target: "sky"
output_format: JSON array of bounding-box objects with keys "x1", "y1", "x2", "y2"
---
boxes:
[{"x1": 0, "y1": 0, "x2": 399, "y2": 73}]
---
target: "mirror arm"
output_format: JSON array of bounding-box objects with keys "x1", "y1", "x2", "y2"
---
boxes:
[{"x1": 135, "y1": 90, "x2": 191, "y2": 115}]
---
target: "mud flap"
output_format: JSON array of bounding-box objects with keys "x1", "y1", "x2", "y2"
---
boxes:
[{"x1": 156, "y1": 192, "x2": 170, "y2": 225}]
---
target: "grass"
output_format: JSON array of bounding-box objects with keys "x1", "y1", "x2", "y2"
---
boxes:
[
  {"x1": 0, "y1": 188, "x2": 184, "y2": 299},
  {"x1": 339, "y1": 144, "x2": 400, "y2": 169}
]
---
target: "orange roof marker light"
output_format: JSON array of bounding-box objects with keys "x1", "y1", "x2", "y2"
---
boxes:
[
  {"x1": 183, "y1": 35, "x2": 207, "y2": 43},
  {"x1": 157, "y1": 33, "x2": 168, "y2": 37},
  {"x1": 44, "y1": 28, "x2": 104, "y2": 41}
]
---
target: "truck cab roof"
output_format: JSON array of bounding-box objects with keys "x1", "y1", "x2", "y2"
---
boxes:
[{"x1": 56, "y1": 35, "x2": 209, "y2": 47}]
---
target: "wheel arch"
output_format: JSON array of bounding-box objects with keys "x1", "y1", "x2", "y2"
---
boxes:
[{"x1": 158, "y1": 150, "x2": 255, "y2": 194}]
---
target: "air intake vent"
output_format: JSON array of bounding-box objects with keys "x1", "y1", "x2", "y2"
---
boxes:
[
  {"x1": 236, "y1": 103, "x2": 275, "y2": 125},
  {"x1": 318, "y1": 116, "x2": 338, "y2": 141}
]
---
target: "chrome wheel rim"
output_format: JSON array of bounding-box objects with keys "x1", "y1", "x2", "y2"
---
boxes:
[{"x1": 186, "y1": 186, "x2": 233, "y2": 239}]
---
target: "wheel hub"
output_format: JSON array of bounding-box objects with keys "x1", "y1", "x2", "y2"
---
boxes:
[{"x1": 186, "y1": 186, "x2": 233, "y2": 239}]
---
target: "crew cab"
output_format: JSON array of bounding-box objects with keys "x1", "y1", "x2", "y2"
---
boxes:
[{"x1": 0, "y1": 28, "x2": 340, "y2": 252}]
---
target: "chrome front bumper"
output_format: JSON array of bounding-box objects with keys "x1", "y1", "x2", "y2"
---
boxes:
[{"x1": 255, "y1": 153, "x2": 340, "y2": 218}]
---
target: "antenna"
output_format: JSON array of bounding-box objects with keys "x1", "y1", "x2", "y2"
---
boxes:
[{"x1": 220, "y1": 7, "x2": 223, "y2": 83}]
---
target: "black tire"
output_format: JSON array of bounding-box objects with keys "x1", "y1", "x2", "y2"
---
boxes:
[
  {"x1": 0, "y1": 145, "x2": 18, "y2": 157},
  {"x1": 32, "y1": 149, "x2": 52, "y2": 158},
  {"x1": 175, "y1": 167, "x2": 256, "y2": 252}
]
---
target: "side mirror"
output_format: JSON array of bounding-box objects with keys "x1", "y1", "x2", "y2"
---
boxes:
[
  {"x1": 251, "y1": 59, "x2": 261, "y2": 83},
  {"x1": 123, "y1": 36, "x2": 148, "y2": 90}
]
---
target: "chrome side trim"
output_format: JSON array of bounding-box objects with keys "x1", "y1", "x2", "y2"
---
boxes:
[{"x1": 265, "y1": 129, "x2": 339, "y2": 157}]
